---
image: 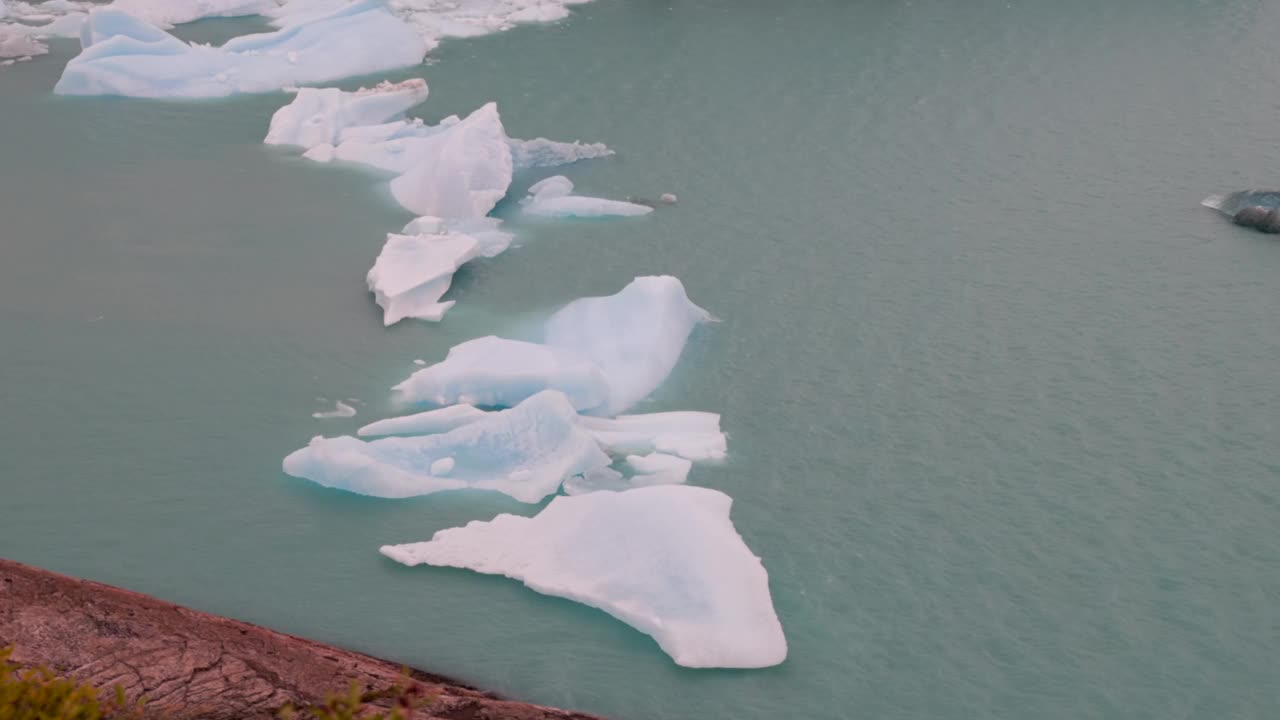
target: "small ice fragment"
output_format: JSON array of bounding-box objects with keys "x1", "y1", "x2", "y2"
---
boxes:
[
  {"x1": 312, "y1": 400, "x2": 357, "y2": 419},
  {"x1": 430, "y1": 457, "x2": 455, "y2": 476},
  {"x1": 413, "y1": 359, "x2": 426, "y2": 366},
  {"x1": 660, "y1": 193, "x2": 678, "y2": 204}
]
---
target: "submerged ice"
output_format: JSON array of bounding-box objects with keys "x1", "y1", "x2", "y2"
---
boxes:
[
  {"x1": 395, "y1": 276, "x2": 712, "y2": 416},
  {"x1": 283, "y1": 390, "x2": 610, "y2": 503},
  {"x1": 380, "y1": 485, "x2": 787, "y2": 669},
  {"x1": 54, "y1": 1, "x2": 428, "y2": 98}
]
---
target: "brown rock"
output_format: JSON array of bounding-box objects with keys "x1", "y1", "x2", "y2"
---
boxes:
[{"x1": 0, "y1": 558, "x2": 604, "y2": 720}]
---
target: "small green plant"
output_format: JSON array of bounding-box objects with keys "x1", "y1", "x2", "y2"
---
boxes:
[
  {"x1": 278, "y1": 673, "x2": 432, "y2": 720},
  {"x1": 0, "y1": 646, "x2": 143, "y2": 720}
]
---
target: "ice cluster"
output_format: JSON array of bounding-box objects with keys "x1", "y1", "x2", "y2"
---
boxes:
[
  {"x1": 380, "y1": 486, "x2": 788, "y2": 669},
  {"x1": 266, "y1": 82, "x2": 612, "y2": 217},
  {"x1": 284, "y1": 390, "x2": 610, "y2": 503}
]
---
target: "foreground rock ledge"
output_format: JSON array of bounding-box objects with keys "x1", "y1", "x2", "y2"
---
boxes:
[{"x1": 0, "y1": 559, "x2": 603, "y2": 720}]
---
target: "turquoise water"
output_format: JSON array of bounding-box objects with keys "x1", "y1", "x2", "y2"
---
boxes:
[{"x1": 3, "y1": 1, "x2": 1280, "y2": 718}]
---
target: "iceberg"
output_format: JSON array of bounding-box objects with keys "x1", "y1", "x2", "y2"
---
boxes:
[
  {"x1": 357, "y1": 403, "x2": 486, "y2": 437},
  {"x1": 366, "y1": 216, "x2": 513, "y2": 324},
  {"x1": 394, "y1": 335, "x2": 611, "y2": 411},
  {"x1": 380, "y1": 485, "x2": 787, "y2": 669},
  {"x1": 265, "y1": 79, "x2": 430, "y2": 150},
  {"x1": 0, "y1": 24, "x2": 46, "y2": 58},
  {"x1": 266, "y1": 83, "x2": 612, "y2": 215},
  {"x1": 108, "y1": 0, "x2": 276, "y2": 28},
  {"x1": 395, "y1": 276, "x2": 712, "y2": 416},
  {"x1": 54, "y1": 1, "x2": 428, "y2": 98},
  {"x1": 578, "y1": 411, "x2": 727, "y2": 461},
  {"x1": 521, "y1": 175, "x2": 653, "y2": 218},
  {"x1": 269, "y1": 0, "x2": 596, "y2": 55},
  {"x1": 389, "y1": 102, "x2": 513, "y2": 218},
  {"x1": 282, "y1": 390, "x2": 610, "y2": 503}
]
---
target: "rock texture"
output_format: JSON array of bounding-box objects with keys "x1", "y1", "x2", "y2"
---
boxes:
[{"x1": 0, "y1": 558, "x2": 603, "y2": 720}]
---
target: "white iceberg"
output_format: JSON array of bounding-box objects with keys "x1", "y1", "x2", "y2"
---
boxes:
[
  {"x1": 0, "y1": 24, "x2": 46, "y2": 58},
  {"x1": 268, "y1": 0, "x2": 596, "y2": 54},
  {"x1": 54, "y1": 1, "x2": 428, "y2": 98},
  {"x1": 380, "y1": 485, "x2": 787, "y2": 669},
  {"x1": 394, "y1": 335, "x2": 610, "y2": 411},
  {"x1": 265, "y1": 78, "x2": 430, "y2": 150},
  {"x1": 265, "y1": 83, "x2": 612, "y2": 215},
  {"x1": 108, "y1": 0, "x2": 275, "y2": 28},
  {"x1": 366, "y1": 216, "x2": 513, "y2": 324},
  {"x1": 395, "y1": 276, "x2": 712, "y2": 416},
  {"x1": 357, "y1": 403, "x2": 486, "y2": 437},
  {"x1": 283, "y1": 390, "x2": 610, "y2": 503},
  {"x1": 578, "y1": 411, "x2": 727, "y2": 461},
  {"x1": 521, "y1": 175, "x2": 652, "y2": 218},
  {"x1": 389, "y1": 102, "x2": 513, "y2": 218}
]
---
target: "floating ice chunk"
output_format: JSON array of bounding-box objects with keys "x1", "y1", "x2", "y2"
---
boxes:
[
  {"x1": 283, "y1": 390, "x2": 610, "y2": 503},
  {"x1": 389, "y1": 102, "x2": 513, "y2": 218},
  {"x1": 626, "y1": 452, "x2": 691, "y2": 486},
  {"x1": 660, "y1": 193, "x2": 677, "y2": 204},
  {"x1": 0, "y1": 24, "x2": 47, "y2": 58},
  {"x1": 430, "y1": 456, "x2": 454, "y2": 475},
  {"x1": 367, "y1": 216, "x2": 513, "y2": 325},
  {"x1": 380, "y1": 485, "x2": 787, "y2": 668},
  {"x1": 265, "y1": 79, "x2": 429, "y2": 149},
  {"x1": 508, "y1": 137, "x2": 613, "y2": 170},
  {"x1": 578, "y1": 411, "x2": 727, "y2": 461},
  {"x1": 521, "y1": 175, "x2": 652, "y2": 218},
  {"x1": 107, "y1": 0, "x2": 275, "y2": 28},
  {"x1": 367, "y1": 231, "x2": 479, "y2": 324},
  {"x1": 395, "y1": 335, "x2": 610, "y2": 411},
  {"x1": 413, "y1": 358, "x2": 426, "y2": 366},
  {"x1": 313, "y1": 400, "x2": 357, "y2": 419},
  {"x1": 543, "y1": 276, "x2": 712, "y2": 415},
  {"x1": 265, "y1": 85, "x2": 611, "y2": 215},
  {"x1": 358, "y1": 404, "x2": 486, "y2": 437},
  {"x1": 395, "y1": 276, "x2": 711, "y2": 416},
  {"x1": 55, "y1": 1, "x2": 428, "y2": 98}
]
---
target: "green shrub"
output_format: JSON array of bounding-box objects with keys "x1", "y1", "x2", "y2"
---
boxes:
[
  {"x1": 278, "y1": 674, "x2": 432, "y2": 720},
  {"x1": 0, "y1": 646, "x2": 142, "y2": 720}
]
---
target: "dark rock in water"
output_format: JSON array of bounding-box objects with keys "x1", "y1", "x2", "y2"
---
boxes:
[{"x1": 1231, "y1": 206, "x2": 1280, "y2": 233}]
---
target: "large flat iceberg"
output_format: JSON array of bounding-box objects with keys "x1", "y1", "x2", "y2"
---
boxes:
[
  {"x1": 380, "y1": 485, "x2": 787, "y2": 669},
  {"x1": 54, "y1": 1, "x2": 428, "y2": 98},
  {"x1": 395, "y1": 276, "x2": 712, "y2": 416},
  {"x1": 282, "y1": 390, "x2": 610, "y2": 503}
]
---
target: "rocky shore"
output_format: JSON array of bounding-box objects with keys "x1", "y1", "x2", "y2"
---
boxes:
[{"x1": 0, "y1": 558, "x2": 603, "y2": 720}]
